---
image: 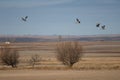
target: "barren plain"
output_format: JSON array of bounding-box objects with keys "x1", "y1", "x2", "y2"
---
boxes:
[
  {"x1": 0, "y1": 41, "x2": 120, "y2": 80},
  {"x1": 0, "y1": 70, "x2": 120, "y2": 80}
]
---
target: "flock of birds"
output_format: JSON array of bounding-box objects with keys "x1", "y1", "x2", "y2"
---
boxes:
[
  {"x1": 76, "y1": 18, "x2": 105, "y2": 30},
  {"x1": 75, "y1": 18, "x2": 106, "y2": 30},
  {"x1": 96, "y1": 23, "x2": 105, "y2": 30},
  {"x1": 21, "y1": 16, "x2": 106, "y2": 30}
]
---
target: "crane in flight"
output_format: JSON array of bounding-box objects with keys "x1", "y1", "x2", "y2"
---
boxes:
[
  {"x1": 21, "y1": 16, "x2": 28, "y2": 22},
  {"x1": 101, "y1": 25, "x2": 105, "y2": 30},
  {"x1": 96, "y1": 23, "x2": 100, "y2": 27},
  {"x1": 96, "y1": 23, "x2": 106, "y2": 30},
  {"x1": 76, "y1": 18, "x2": 80, "y2": 23}
]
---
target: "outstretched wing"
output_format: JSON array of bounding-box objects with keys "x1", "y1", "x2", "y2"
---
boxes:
[
  {"x1": 25, "y1": 16, "x2": 28, "y2": 19},
  {"x1": 96, "y1": 23, "x2": 100, "y2": 27},
  {"x1": 21, "y1": 17, "x2": 26, "y2": 21},
  {"x1": 21, "y1": 16, "x2": 28, "y2": 21},
  {"x1": 101, "y1": 25, "x2": 105, "y2": 30},
  {"x1": 76, "y1": 18, "x2": 80, "y2": 23}
]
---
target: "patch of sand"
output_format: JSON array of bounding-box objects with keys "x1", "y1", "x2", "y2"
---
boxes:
[{"x1": 0, "y1": 70, "x2": 120, "y2": 80}]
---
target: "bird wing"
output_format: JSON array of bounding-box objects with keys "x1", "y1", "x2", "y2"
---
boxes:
[
  {"x1": 21, "y1": 17, "x2": 26, "y2": 21},
  {"x1": 96, "y1": 23, "x2": 100, "y2": 27},
  {"x1": 101, "y1": 25, "x2": 105, "y2": 30},
  {"x1": 76, "y1": 18, "x2": 80, "y2": 23},
  {"x1": 25, "y1": 16, "x2": 28, "y2": 19}
]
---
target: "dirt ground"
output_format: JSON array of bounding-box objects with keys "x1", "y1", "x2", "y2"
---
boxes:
[{"x1": 0, "y1": 70, "x2": 120, "y2": 80}]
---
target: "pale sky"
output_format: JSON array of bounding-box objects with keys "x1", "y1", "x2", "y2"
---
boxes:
[{"x1": 0, "y1": 0, "x2": 120, "y2": 35}]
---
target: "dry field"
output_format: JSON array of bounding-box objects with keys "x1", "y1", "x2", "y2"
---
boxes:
[
  {"x1": 0, "y1": 41, "x2": 120, "y2": 80},
  {"x1": 0, "y1": 41, "x2": 120, "y2": 70},
  {"x1": 0, "y1": 70, "x2": 120, "y2": 80}
]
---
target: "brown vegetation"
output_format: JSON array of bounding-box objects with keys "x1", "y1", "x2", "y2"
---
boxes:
[
  {"x1": 0, "y1": 44, "x2": 19, "y2": 68},
  {"x1": 29, "y1": 54, "x2": 41, "y2": 68},
  {"x1": 0, "y1": 41, "x2": 120, "y2": 70},
  {"x1": 56, "y1": 42, "x2": 82, "y2": 67}
]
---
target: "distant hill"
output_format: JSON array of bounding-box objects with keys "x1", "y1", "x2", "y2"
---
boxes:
[{"x1": 0, "y1": 34, "x2": 120, "y2": 42}]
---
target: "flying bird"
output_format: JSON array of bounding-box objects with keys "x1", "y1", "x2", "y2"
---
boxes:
[
  {"x1": 96, "y1": 23, "x2": 100, "y2": 27},
  {"x1": 101, "y1": 25, "x2": 105, "y2": 30},
  {"x1": 21, "y1": 16, "x2": 28, "y2": 21},
  {"x1": 76, "y1": 18, "x2": 80, "y2": 23}
]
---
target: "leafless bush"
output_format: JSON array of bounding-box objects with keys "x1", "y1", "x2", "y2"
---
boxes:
[
  {"x1": 29, "y1": 54, "x2": 41, "y2": 68},
  {"x1": 0, "y1": 45, "x2": 19, "y2": 68},
  {"x1": 56, "y1": 41, "x2": 82, "y2": 67}
]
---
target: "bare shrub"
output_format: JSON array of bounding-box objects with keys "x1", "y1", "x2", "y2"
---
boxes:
[
  {"x1": 0, "y1": 44, "x2": 19, "y2": 68},
  {"x1": 29, "y1": 54, "x2": 41, "y2": 68},
  {"x1": 56, "y1": 41, "x2": 82, "y2": 67}
]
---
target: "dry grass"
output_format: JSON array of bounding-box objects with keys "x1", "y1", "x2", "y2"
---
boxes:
[
  {"x1": 0, "y1": 57, "x2": 120, "y2": 70},
  {"x1": 0, "y1": 41, "x2": 120, "y2": 70},
  {"x1": 73, "y1": 57, "x2": 120, "y2": 70}
]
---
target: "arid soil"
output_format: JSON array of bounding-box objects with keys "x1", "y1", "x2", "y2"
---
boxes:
[{"x1": 0, "y1": 70, "x2": 120, "y2": 80}]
